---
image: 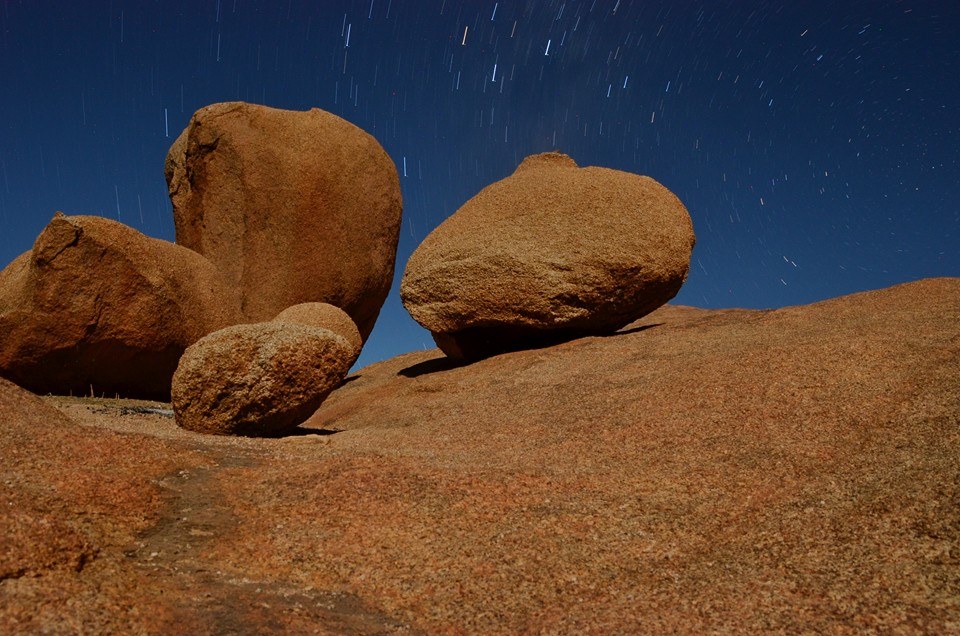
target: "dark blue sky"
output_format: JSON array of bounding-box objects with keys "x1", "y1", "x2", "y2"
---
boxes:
[{"x1": 1, "y1": 0, "x2": 957, "y2": 367}]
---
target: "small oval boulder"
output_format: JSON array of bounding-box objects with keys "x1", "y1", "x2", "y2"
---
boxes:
[
  {"x1": 401, "y1": 152, "x2": 696, "y2": 360},
  {"x1": 171, "y1": 322, "x2": 353, "y2": 436},
  {"x1": 272, "y1": 302, "x2": 363, "y2": 364}
]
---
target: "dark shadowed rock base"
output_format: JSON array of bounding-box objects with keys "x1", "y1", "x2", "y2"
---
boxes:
[
  {"x1": 431, "y1": 322, "x2": 611, "y2": 360},
  {"x1": 430, "y1": 287, "x2": 681, "y2": 360}
]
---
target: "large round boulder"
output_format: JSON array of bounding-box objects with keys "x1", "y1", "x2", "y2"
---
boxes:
[
  {"x1": 0, "y1": 213, "x2": 239, "y2": 399},
  {"x1": 401, "y1": 152, "x2": 696, "y2": 360},
  {"x1": 171, "y1": 322, "x2": 353, "y2": 436},
  {"x1": 164, "y1": 101, "x2": 402, "y2": 340},
  {"x1": 272, "y1": 302, "x2": 363, "y2": 365}
]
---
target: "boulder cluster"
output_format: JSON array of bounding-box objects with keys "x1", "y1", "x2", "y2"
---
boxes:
[
  {"x1": 0, "y1": 102, "x2": 401, "y2": 434},
  {"x1": 0, "y1": 102, "x2": 695, "y2": 436}
]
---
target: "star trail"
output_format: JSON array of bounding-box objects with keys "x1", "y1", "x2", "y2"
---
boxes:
[{"x1": 0, "y1": 0, "x2": 957, "y2": 366}]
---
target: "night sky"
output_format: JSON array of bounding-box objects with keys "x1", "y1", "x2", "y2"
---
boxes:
[{"x1": 1, "y1": 1, "x2": 957, "y2": 368}]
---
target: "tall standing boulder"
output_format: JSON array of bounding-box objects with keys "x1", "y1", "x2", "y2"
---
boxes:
[
  {"x1": 401, "y1": 152, "x2": 696, "y2": 360},
  {"x1": 0, "y1": 213, "x2": 239, "y2": 399},
  {"x1": 165, "y1": 102, "x2": 402, "y2": 340}
]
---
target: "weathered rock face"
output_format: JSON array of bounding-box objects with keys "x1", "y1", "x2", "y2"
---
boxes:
[
  {"x1": 401, "y1": 152, "x2": 696, "y2": 360},
  {"x1": 273, "y1": 302, "x2": 363, "y2": 364},
  {"x1": 0, "y1": 213, "x2": 238, "y2": 400},
  {"x1": 3, "y1": 278, "x2": 957, "y2": 633},
  {"x1": 165, "y1": 101, "x2": 402, "y2": 339},
  {"x1": 171, "y1": 322, "x2": 353, "y2": 436},
  {"x1": 0, "y1": 378, "x2": 97, "y2": 581}
]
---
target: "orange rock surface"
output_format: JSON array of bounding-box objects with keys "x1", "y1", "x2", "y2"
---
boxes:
[
  {"x1": 171, "y1": 322, "x2": 353, "y2": 436},
  {"x1": 401, "y1": 152, "x2": 695, "y2": 359},
  {"x1": 273, "y1": 302, "x2": 364, "y2": 364},
  {"x1": 165, "y1": 102, "x2": 402, "y2": 339},
  {"x1": 0, "y1": 213, "x2": 238, "y2": 400},
  {"x1": 2, "y1": 278, "x2": 957, "y2": 633}
]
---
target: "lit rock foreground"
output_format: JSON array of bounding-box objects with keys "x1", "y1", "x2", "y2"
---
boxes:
[{"x1": 1, "y1": 278, "x2": 957, "y2": 633}]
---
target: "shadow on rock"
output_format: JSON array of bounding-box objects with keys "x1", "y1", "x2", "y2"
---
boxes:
[{"x1": 397, "y1": 356, "x2": 470, "y2": 378}]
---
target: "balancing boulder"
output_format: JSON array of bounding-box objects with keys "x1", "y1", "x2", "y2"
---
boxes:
[
  {"x1": 400, "y1": 152, "x2": 696, "y2": 360},
  {"x1": 165, "y1": 101, "x2": 402, "y2": 339}
]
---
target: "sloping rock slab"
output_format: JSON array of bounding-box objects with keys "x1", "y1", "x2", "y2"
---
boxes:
[{"x1": 0, "y1": 278, "x2": 957, "y2": 633}]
